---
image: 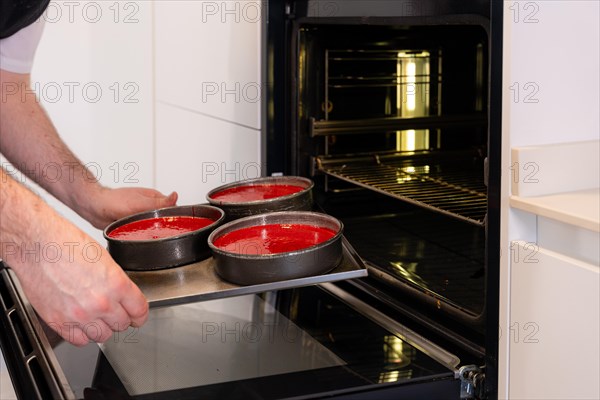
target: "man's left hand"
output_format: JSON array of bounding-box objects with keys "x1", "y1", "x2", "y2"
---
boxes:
[{"x1": 85, "y1": 187, "x2": 178, "y2": 229}]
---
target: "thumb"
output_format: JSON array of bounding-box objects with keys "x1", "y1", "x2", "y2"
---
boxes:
[{"x1": 157, "y1": 191, "x2": 178, "y2": 208}]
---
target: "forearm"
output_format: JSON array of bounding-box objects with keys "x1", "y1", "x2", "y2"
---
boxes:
[
  {"x1": 0, "y1": 70, "x2": 102, "y2": 221},
  {"x1": 0, "y1": 168, "x2": 86, "y2": 269}
]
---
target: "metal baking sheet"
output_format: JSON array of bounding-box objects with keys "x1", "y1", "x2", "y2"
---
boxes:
[{"x1": 128, "y1": 238, "x2": 367, "y2": 308}]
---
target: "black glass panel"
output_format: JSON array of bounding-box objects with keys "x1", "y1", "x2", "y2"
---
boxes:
[{"x1": 49, "y1": 286, "x2": 455, "y2": 399}]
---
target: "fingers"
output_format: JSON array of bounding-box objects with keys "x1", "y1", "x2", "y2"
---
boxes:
[
  {"x1": 165, "y1": 191, "x2": 178, "y2": 206},
  {"x1": 40, "y1": 274, "x2": 148, "y2": 346},
  {"x1": 45, "y1": 300, "x2": 142, "y2": 346},
  {"x1": 102, "y1": 302, "x2": 133, "y2": 333},
  {"x1": 133, "y1": 189, "x2": 178, "y2": 212},
  {"x1": 117, "y1": 279, "x2": 149, "y2": 328},
  {"x1": 48, "y1": 319, "x2": 115, "y2": 346},
  {"x1": 152, "y1": 190, "x2": 178, "y2": 209}
]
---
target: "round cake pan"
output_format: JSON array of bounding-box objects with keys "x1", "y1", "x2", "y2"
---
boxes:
[
  {"x1": 104, "y1": 204, "x2": 225, "y2": 271},
  {"x1": 208, "y1": 211, "x2": 343, "y2": 285},
  {"x1": 206, "y1": 176, "x2": 314, "y2": 221}
]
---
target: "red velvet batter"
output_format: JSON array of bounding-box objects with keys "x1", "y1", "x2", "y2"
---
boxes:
[
  {"x1": 213, "y1": 223, "x2": 337, "y2": 255},
  {"x1": 108, "y1": 216, "x2": 215, "y2": 240},
  {"x1": 210, "y1": 184, "x2": 304, "y2": 202}
]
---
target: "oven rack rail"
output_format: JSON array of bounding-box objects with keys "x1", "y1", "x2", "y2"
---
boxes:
[
  {"x1": 316, "y1": 154, "x2": 487, "y2": 226},
  {"x1": 309, "y1": 114, "x2": 487, "y2": 137}
]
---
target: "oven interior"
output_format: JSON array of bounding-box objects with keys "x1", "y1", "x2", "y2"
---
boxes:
[{"x1": 285, "y1": 22, "x2": 491, "y2": 352}]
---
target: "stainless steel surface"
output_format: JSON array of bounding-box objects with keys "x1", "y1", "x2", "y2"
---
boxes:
[
  {"x1": 128, "y1": 237, "x2": 367, "y2": 308},
  {"x1": 103, "y1": 204, "x2": 225, "y2": 271},
  {"x1": 319, "y1": 282, "x2": 461, "y2": 371},
  {"x1": 206, "y1": 176, "x2": 314, "y2": 221},
  {"x1": 208, "y1": 211, "x2": 343, "y2": 285},
  {"x1": 99, "y1": 294, "x2": 346, "y2": 395},
  {"x1": 317, "y1": 153, "x2": 487, "y2": 226}
]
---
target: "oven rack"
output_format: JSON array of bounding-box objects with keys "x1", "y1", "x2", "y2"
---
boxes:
[{"x1": 316, "y1": 153, "x2": 487, "y2": 226}]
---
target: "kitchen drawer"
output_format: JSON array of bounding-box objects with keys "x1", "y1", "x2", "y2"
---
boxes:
[{"x1": 509, "y1": 241, "x2": 600, "y2": 400}]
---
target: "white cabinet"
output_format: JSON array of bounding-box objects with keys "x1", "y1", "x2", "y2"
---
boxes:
[
  {"x1": 33, "y1": 1, "x2": 155, "y2": 187},
  {"x1": 154, "y1": 0, "x2": 262, "y2": 130},
  {"x1": 154, "y1": 102, "x2": 260, "y2": 205},
  {"x1": 23, "y1": 1, "x2": 155, "y2": 243},
  {"x1": 504, "y1": 0, "x2": 599, "y2": 148},
  {"x1": 25, "y1": 1, "x2": 263, "y2": 241},
  {"x1": 500, "y1": 1, "x2": 600, "y2": 398},
  {"x1": 503, "y1": 149, "x2": 600, "y2": 399},
  {"x1": 509, "y1": 241, "x2": 599, "y2": 400},
  {"x1": 153, "y1": 1, "x2": 263, "y2": 203}
]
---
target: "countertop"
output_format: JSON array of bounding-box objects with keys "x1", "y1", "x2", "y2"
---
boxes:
[{"x1": 510, "y1": 188, "x2": 600, "y2": 232}]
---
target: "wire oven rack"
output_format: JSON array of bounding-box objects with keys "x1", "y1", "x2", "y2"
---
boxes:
[{"x1": 316, "y1": 152, "x2": 487, "y2": 226}]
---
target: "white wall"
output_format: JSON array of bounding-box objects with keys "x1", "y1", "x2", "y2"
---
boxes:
[
  {"x1": 499, "y1": 1, "x2": 600, "y2": 399},
  {"x1": 16, "y1": 0, "x2": 263, "y2": 240},
  {"x1": 28, "y1": 0, "x2": 155, "y2": 243},
  {"x1": 153, "y1": 0, "x2": 262, "y2": 205},
  {"x1": 28, "y1": 0, "x2": 264, "y2": 211}
]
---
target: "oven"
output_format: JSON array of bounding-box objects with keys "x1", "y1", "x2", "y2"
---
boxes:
[
  {"x1": 0, "y1": 1, "x2": 502, "y2": 399},
  {"x1": 264, "y1": 0, "x2": 502, "y2": 397}
]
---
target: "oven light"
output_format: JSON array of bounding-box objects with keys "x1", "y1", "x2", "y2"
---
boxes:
[
  {"x1": 406, "y1": 129, "x2": 416, "y2": 151},
  {"x1": 396, "y1": 56, "x2": 402, "y2": 112},
  {"x1": 406, "y1": 62, "x2": 416, "y2": 111}
]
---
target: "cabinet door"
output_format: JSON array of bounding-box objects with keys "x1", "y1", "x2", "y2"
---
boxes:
[
  {"x1": 26, "y1": 1, "x2": 155, "y2": 243},
  {"x1": 506, "y1": 1, "x2": 599, "y2": 147},
  {"x1": 154, "y1": 0, "x2": 262, "y2": 130},
  {"x1": 509, "y1": 241, "x2": 599, "y2": 400},
  {"x1": 155, "y1": 103, "x2": 261, "y2": 205}
]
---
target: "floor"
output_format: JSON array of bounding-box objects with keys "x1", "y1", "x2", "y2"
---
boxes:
[{"x1": 0, "y1": 348, "x2": 17, "y2": 400}]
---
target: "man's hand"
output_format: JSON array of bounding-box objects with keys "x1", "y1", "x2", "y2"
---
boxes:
[
  {"x1": 1, "y1": 171, "x2": 149, "y2": 346},
  {"x1": 15, "y1": 235, "x2": 149, "y2": 347},
  {"x1": 82, "y1": 187, "x2": 178, "y2": 230}
]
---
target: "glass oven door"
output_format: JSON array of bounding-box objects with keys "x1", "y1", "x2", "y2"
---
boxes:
[{"x1": 2, "y1": 267, "x2": 462, "y2": 399}]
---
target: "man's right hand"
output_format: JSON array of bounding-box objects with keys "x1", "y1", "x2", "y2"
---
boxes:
[
  {"x1": 15, "y1": 238, "x2": 148, "y2": 347},
  {"x1": 1, "y1": 170, "x2": 148, "y2": 346}
]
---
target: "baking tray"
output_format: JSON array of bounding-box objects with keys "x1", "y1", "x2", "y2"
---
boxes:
[{"x1": 128, "y1": 237, "x2": 367, "y2": 308}]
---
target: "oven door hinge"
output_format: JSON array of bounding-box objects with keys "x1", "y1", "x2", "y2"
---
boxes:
[{"x1": 456, "y1": 365, "x2": 486, "y2": 399}]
